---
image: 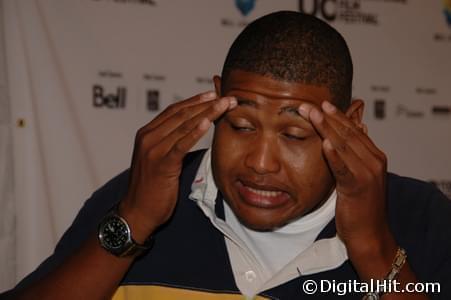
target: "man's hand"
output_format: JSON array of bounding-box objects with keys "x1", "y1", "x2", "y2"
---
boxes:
[
  {"x1": 119, "y1": 91, "x2": 237, "y2": 242},
  {"x1": 299, "y1": 100, "x2": 391, "y2": 253},
  {"x1": 298, "y1": 100, "x2": 397, "y2": 275},
  {"x1": 298, "y1": 101, "x2": 429, "y2": 299},
  {"x1": 11, "y1": 91, "x2": 237, "y2": 300}
]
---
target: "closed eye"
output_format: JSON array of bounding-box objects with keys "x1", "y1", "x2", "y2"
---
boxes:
[
  {"x1": 231, "y1": 124, "x2": 254, "y2": 132},
  {"x1": 283, "y1": 133, "x2": 307, "y2": 141}
]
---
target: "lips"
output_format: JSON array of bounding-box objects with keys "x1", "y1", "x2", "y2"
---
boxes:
[{"x1": 236, "y1": 180, "x2": 291, "y2": 209}]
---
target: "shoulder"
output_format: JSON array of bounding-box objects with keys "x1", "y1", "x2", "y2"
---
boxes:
[
  {"x1": 52, "y1": 149, "x2": 207, "y2": 255},
  {"x1": 386, "y1": 173, "x2": 451, "y2": 281},
  {"x1": 181, "y1": 149, "x2": 207, "y2": 176},
  {"x1": 386, "y1": 172, "x2": 451, "y2": 217},
  {"x1": 4, "y1": 149, "x2": 209, "y2": 295}
]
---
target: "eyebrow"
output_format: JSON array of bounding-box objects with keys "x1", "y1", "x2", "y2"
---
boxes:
[
  {"x1": 236, "y1": 97, "x2": 304, "y2": 119},
  {"x1": 236, "y1": 98, "x2": 257, "y2": 108},
  {"x1": 279, "y1": 106, "x2": 302, "y2": 118}
]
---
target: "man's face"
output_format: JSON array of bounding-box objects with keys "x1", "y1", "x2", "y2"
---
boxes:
[{"x1": 212, "y1": 70, "x2": 336, "y2": 231}]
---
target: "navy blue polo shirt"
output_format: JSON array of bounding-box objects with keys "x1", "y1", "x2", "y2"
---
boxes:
[{"x1": 3, "y1": 150, "x2": 451, "y2": 299}]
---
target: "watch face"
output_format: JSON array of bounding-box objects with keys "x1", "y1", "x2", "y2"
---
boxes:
[{"x1": 99, "y1": 216, "x2": 130, "y2": 249}]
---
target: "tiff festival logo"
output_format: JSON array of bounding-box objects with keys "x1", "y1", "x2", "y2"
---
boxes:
[
  {"x1": 299, "y1": 0, "x2": 337, "y2": 21},
  {"x1": 299, "y1": 0, "x2": 378, "y2": 25},
  {"x1": 93, "y1": 85, "x2": 127, "y2": 109}
]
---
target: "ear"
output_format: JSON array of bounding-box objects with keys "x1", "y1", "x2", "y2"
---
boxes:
[
  {"x1": 213, "y1": 75, "x2": 222, "y2": 97},
  {"x1": 345, "y1": 99, "x2": 365, "y2": 127}
]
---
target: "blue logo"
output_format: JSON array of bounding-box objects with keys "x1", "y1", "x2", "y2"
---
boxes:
[
  {"x1": 235, "y1": 0, "x2": 255, "y2": 16},
  {"x1": 444, "y1": 0, "x2": 451, "y2": 26}
]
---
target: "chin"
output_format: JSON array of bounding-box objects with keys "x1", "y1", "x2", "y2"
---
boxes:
[{"x1": 237, "y1": 216, "x2": 288, "y2": 232}]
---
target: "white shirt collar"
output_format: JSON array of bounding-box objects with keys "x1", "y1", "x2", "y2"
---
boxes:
[{"x1": 189, "y1": 149, "x2": 349, "y2": 296}]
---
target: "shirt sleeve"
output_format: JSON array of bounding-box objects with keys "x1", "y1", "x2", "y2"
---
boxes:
[{"x1": 424, "y1": 188, "x2": 451, "y2": 299}]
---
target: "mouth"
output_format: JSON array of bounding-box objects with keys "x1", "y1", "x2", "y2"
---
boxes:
[{"x1": 236, "y1": 180, "x2": 291, "y2": 209}]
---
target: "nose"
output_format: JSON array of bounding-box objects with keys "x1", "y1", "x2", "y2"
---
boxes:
[{"x1": 244, "y1": 136, "x2": 281, "y2": 175}]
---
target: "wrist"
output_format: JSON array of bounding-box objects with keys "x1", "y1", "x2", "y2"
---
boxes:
[
  {"x1": 117, "y1": 200, "x2": 157, "y2": 244},
  {"x1": 347, "y1": 231, "x2": 398, "y2": 281}
]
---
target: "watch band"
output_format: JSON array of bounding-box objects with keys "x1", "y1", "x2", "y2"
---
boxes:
[{"x1": 362, "y1": 247, "x2": 407, "y2": 300}]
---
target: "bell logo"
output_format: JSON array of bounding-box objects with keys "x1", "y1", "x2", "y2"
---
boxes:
[
  {"x1": 299, "y1": 0, "x2": 337, "y2": 22},
  {"x1": 93, "y1": 85, "x2": 126, "y2": 109}
]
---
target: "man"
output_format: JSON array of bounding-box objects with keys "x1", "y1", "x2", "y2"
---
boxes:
[{"x1": 2, "y1": 11, "x2": 450, "y2": 300}]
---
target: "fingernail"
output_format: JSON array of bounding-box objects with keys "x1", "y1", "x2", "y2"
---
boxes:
[
  {"x1": 362, "y1": 124, "x2": 368, "y2": 134},
  {"x1": 216, "y1": 97, "x2": 229, "y2": 110},
  {"x1": 311, "y1": 108, "x2": 323, "y2": 123},
  {"x1": 323, "y1": 139, "x2": 333, "y2": 150},
  {"x1": 322, "y1": 101, "x2": 336, "y2": 114},
  {"x1": 228, "y1": 97, "x2": 237, "y2": 110},
  {"x1": 200, "y1": 91, "x2": 217, "y2": 101},
  {"x1": 198, "y1": 118, "x2": 211, "y2": 131},
  {"x1": 298, "y1": 104, "x2": 311, "y2": 119}
]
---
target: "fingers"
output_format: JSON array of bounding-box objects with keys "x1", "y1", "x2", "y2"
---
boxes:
[
  {"x1": 144, "y1": 90, "x2": 217, "y2": 132},
  {"x1": 166, "y1": 118, "x2": 212, "y2": 161},
  {"x1": 320, "y1": 101, "x2": 385, "y2": 160},
  {"x1": 138, "y1": 91, "x2": 235, "y2": 146},
  {"x1": 142, "y1": 98, "x2": 217, "y2": 142},
  {"x1": 299, "y1": 101, "x2": 384, "y2": 161},
  {"x1": 320, "y1": 107, "x2": 380, "y2": 166},
  {"x1": 322, "y1": 138, "x2": 355, "y2": 187},
  {"x1": 302, "y1": 104, "x2": 363, "y2": 176},
  {"x1": 159, "y1": 96, "x2": 236, "y2": 157},
  {"x1": 132, "y1": 91, "x2": 236, "y2": 168},
  {"x1": 298, "y1": 101, "x2": 387, "y2": 186}
]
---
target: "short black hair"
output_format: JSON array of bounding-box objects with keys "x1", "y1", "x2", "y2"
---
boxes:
[{"x1": 221, "y1": 11, "x2": 353, "y2": 110}]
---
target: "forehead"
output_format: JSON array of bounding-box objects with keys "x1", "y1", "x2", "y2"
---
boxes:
[{"x1": 223, "y1": 70, "x2": 332, "y2": 107}]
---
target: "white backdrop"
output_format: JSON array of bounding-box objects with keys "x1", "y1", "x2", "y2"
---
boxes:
[
  {"x1": 0, "y1": 0, "x2": 15, "y2": 290},
  {"x1": 1, "y1": 0, "x2": 450, "y2": 292}
]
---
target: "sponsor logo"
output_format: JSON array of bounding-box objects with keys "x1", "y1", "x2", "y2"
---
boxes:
[
  {"x1": 299, "y1": 0, "x2": 378, "y2": 25},
  {"x1": 444, "y1": 0, "x2": 451, "y2": 26},
  {"x1": 221, "y1": 18, "x2": 250, "y2": 27},
  {"x1": 371, "y1": 85, "x2": 391, "y2": 93},
  {"x1": 395, "y1": 104, "x2": 424, "y2": 118},
  {"x1": 143, "y1": 73, "x2": 166, "y2": 81},
  {"x1": 92, "y1": 0, "x2": 156, "y2": 5},
  {"x1": 235, "y1": 0, "x2": 256, "y2": 16},
  {"x1": 433, "y1": 32, "x2": 451, "y2": 42},
  {"x1": 430, "y1": 180, "x2": 451, "y2": 200},
  {"x1": 299, "y1": 0, "x2": 338, "y2": 22},
  {"x1": 416, "y1": 87, "x2": 437, "y2": 95},
  {"x1": 196, "y1": 77, "x2": 214, "y2": 85},
  {"x1": 370, "y1": 85, "x2": 390, "y2": 120},
  {"x1": 221, "y1": 0, "x2": 255, "y2": 28},
  {"x1": 431, "y1": 105, "x2": 451, "y2": 116},
  {"x1": 374, "y1": 99, "x2": 386, "y2": 120},
  {"x1": 93, "y1": 85, "x2": 127, "y2": 109},
  {"x1": 98, "y1": 70, "x2": 123, "y2": 78},
  {"x1": 146, "y1": 89, "x2": 160, "y2": 111},
  {"x1": 434, "y1": 2, "x2": 451, "y2": 42}
]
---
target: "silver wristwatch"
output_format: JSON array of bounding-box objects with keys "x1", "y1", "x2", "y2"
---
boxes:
[{"x1": 98, "y1": 206, "x2": 153, "y2": 257}]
